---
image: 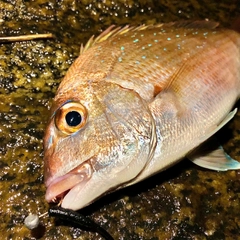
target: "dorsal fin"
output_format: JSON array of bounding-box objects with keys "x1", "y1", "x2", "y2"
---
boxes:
[
  {"x1": 168, "y1": 20, "x2": 219, "y2": 29},
  {"x1": 80, "y1": 20, "x2": 220, "y2": 55},
  {"x1": 80, "y1": 25, "x2": 131, "y2": 54}
]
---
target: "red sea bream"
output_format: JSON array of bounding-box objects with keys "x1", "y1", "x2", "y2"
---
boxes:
[{"x1": 43, "y1": 21, "x2": 240, "y2": 210}]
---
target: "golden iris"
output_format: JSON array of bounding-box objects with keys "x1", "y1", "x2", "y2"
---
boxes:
[{"x1": 55, "y1": 102, "x2": 87, "y2": 135}]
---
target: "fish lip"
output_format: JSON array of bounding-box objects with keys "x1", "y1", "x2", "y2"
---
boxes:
[{"x1": 45, "y1": 162, "x2": 93, "y2": 203}]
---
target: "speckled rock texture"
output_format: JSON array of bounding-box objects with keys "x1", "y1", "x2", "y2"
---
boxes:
[{"x1": 0, "y1": 1, "x2": 240, "y2": 239}]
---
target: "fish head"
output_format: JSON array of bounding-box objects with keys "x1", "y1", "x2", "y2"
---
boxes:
[{"x1": 44, "y1": 80, "x2": 156, "y2": 210}]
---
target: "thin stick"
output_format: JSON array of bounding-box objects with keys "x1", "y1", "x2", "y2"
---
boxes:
[{"x1": 0, "y1": 33, "x2": 53, "y2": 43}]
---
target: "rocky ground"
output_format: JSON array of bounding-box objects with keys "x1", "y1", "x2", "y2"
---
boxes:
[{"x1": 0, "y1": 1, "x2": 240, "y2": 239}]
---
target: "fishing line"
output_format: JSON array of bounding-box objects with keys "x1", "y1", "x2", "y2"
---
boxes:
[{"x1": 24, "y1": 206, "x2": 114, "y2": 240}]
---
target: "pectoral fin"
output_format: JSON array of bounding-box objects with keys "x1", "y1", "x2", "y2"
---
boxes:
[
  {"x1": 188, "y1": 139, "x2": 240, "y2": 171},
  {"x1": 198, "y1": 108, "x2": 238, "y2": 143},
  {"x1": 187, "y1": 108, "x2": 240, "y2": 171}
]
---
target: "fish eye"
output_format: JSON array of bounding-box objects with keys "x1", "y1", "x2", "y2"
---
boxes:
[
  {"x1": 54, "y1": 102, "x2": 88, "y2": 135},
  {"x1": 65, "y1": 111, "x2": 82, "y2": 127}
]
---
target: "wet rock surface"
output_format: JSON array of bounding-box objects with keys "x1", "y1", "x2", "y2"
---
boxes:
[{"x1": 0, "y1": 1, "x2": 240, "y2": 239}]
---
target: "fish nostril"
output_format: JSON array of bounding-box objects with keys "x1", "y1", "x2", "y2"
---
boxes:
[{"x1": 46, "y1": 135, "x2": 53, "y2": 149}]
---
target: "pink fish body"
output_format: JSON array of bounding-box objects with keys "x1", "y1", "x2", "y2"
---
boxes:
[{"x1": 44, "y1": 22, "x2": 240, "y2": 210}]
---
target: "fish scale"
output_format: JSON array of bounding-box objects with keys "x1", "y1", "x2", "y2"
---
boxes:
[
  {"x1": 44, "y1": 21, "x2": 240, "y2": 211},
  {"x1": 60, "y1": 25, "x2": 236, "y2": 102}
]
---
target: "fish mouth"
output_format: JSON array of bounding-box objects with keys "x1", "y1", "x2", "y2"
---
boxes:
[{"x1": 45, "y1": 162, "x2": 93, "y2": 208}]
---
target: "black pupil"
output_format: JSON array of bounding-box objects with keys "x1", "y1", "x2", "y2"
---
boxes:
[{"x1": 65, "y1": 111, "x2": 82, "y2": 127}]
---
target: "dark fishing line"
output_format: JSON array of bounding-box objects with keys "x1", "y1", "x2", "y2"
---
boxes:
[{"x1": 48, "y1": 206, "x2": 114, "y2": 240}]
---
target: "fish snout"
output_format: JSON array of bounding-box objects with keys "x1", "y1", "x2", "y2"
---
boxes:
[{"x1": 45, "y1": 162, "x2": 93, "y2": 205}]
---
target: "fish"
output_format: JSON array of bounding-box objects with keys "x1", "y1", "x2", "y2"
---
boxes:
[{"x1": 43, "y1": 21, "x2": 240, "y2": 211}]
